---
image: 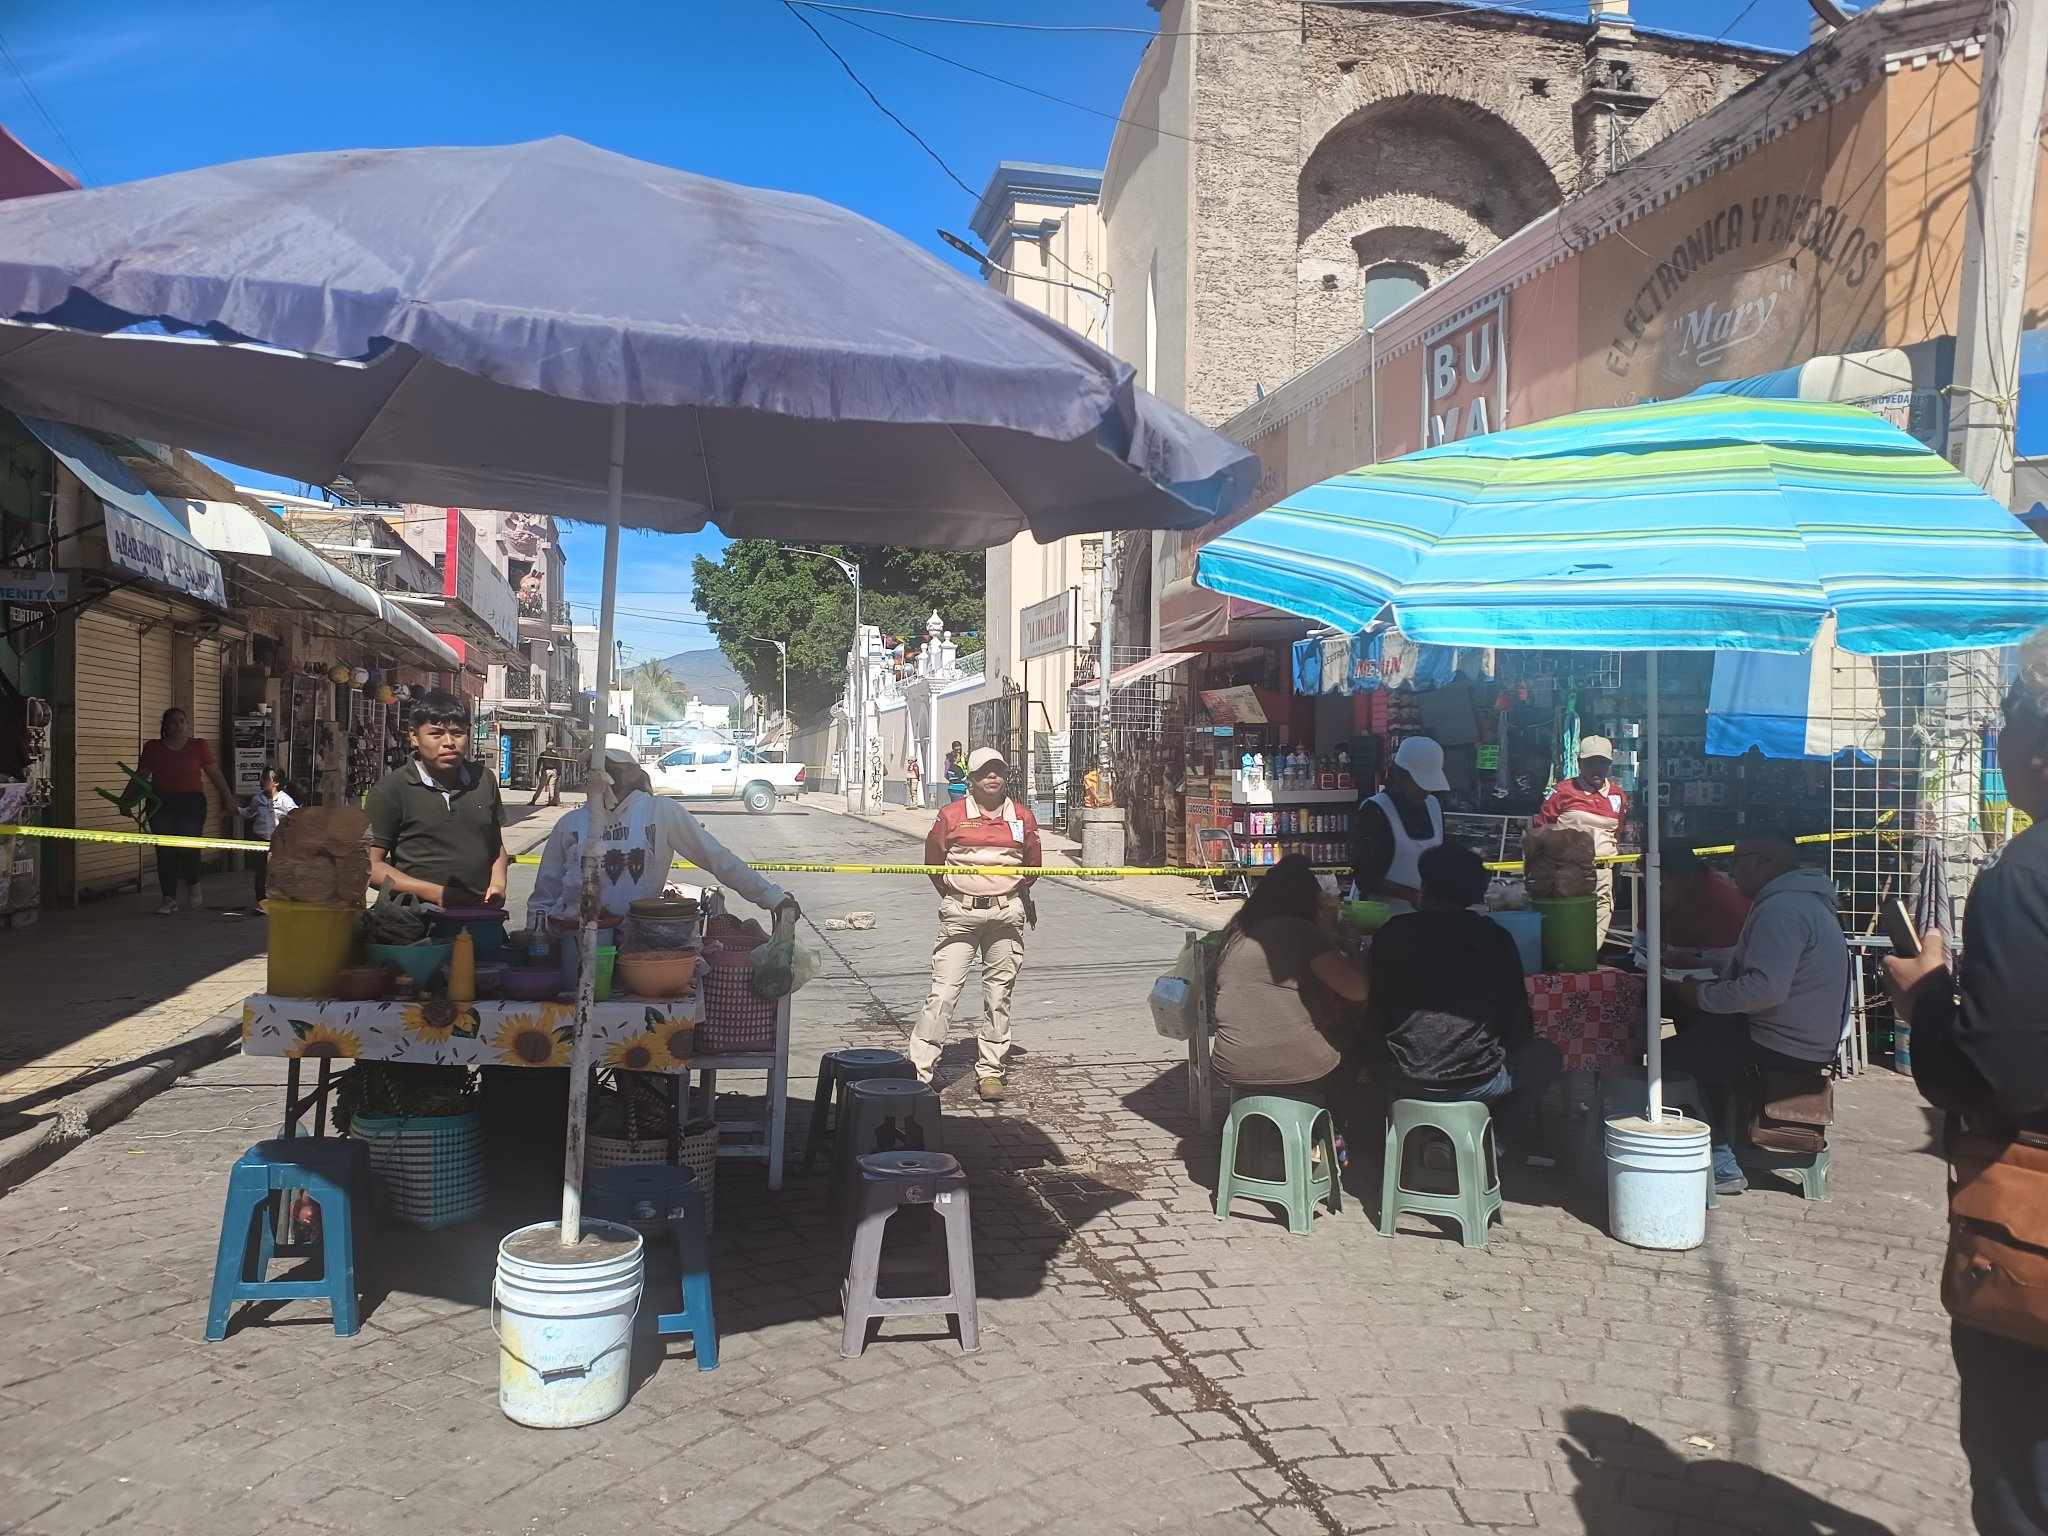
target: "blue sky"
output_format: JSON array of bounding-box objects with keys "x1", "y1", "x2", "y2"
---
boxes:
[{"x1": 0, "y1": 0, "x2": 1812, "y2": 659}]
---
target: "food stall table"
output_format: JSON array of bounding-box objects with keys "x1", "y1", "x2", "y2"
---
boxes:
[
  {"x1": 239, "y1": 991, "x2": 793, "y2": 1191},
  {"x1": 1525, "y1": 967, "x2": 1644, "y2": 1074}
]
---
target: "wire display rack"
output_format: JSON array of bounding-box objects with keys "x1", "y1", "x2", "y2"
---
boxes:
[{"x1": 1068, "y1": 646, "x2": 1190, "y2": 867}]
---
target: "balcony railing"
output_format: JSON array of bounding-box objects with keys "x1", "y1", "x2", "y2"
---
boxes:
[
  {"x1": 548, "y1": 680, "x2": 575, "y2": 707},
  {"x1": 502, "y1": 668, "x2": 536, "y2": 701}
]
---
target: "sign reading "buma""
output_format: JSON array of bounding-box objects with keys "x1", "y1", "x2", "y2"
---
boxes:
[{"x1": 1421, "y1": 296, "x2": 1506, "y2": 448}]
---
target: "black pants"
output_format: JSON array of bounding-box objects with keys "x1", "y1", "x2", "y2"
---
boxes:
[
  {"x1": 151, "y1": 792, "x2": 207, "y2": 900},
  {"x1": 1956, "y1": 1323, "x2": 2048, "y2": 1534},
  {"x1": 251, "y1": 851, "x2": 268, "y2": 903},
  {"x1": 1661, "y1": 1021, "x2": 1831, "y2": 1148}
]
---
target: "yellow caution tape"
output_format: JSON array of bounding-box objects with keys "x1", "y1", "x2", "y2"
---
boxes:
[{"x1": 0, "y1": 814, "x2": 1904, "y2": 881}]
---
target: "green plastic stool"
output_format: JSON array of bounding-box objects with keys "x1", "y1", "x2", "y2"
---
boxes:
[
  {"x1": 1379, "y1": 1099, "x2": 1502, "y2": 1249},
  {"x1": 1214, "y1": 1095, "x2": 1341, "y2": 1234},
  {"x1": 1750, "y1": 1144, "x2": 1830, "y2": 1201}
]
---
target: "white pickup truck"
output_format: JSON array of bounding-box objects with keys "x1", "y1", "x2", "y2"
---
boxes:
[{"x1": 650, "y1": 742, "x2": 804, "y2": 813}]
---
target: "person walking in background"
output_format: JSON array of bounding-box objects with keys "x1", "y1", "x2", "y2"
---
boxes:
[
  {"x1": 905, "y1": 749, "x2": 924, "y2": 810},
  {"x1": 240, "y1": 765, "x2": 296, "y2": 911},
  {"x1": 138, "y1": 706, "x2": 239, "y2": 914},
  {"x1": 944, "y1": 739, "x2": 968, "y2": 802},
  {"x1": 1349, "y1": 735, "x2": 1447, "y2": 913},
  {"x1": 1532, "y1": 735, "x2": 1629, "y2": 944},
  {"x1": 911, "y1": 746, "x2": 1040, "y2": 1101},
  {"x1": 1886, "y1": 629, "x2": 2048, "y2": 1536}
]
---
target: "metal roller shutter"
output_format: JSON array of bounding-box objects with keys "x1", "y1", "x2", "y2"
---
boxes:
[
  {"x1": 72, "y1": 608, "x2": 149, "y2": 892},
  {"x1": 192, "y1": 637, "x2": 227, "y2": 853}
]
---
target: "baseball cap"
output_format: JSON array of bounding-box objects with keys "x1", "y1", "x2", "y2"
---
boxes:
[
  {"x1": 1392, "y1": 735, "x2": 1450, "y2": 793},
  {"x1": 603, "y1": 746, "x2": 638, "y2": 770},
  {"x1": 966, "y1": 746, "x2": 1007, "y2": 775},
  {"x1": 1578, "y1": 735, "x2": 1616, "y2": 761}
]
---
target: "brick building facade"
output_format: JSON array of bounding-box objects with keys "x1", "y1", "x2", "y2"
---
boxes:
[{"x1": 1103, "y1": 0, "x2": 1782, "y2": 426}]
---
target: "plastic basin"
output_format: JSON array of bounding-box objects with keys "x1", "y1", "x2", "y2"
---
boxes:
[{"x1": 368, "y1": 940, "x2": 454, "y2": 988}]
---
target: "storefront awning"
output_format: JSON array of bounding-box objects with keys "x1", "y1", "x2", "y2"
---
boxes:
[
  {"x1": 1105, "y1": 651, "x2": 1198, "y2": 692},
  {"x1": 20, "y1": 414, "x2": 227, "y2": 608},
  {"x1": 178, "y1": 497, "x2": 458, "y2": 670}
]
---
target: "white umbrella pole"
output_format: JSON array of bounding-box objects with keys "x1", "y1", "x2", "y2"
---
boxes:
[
  {"x1": 1644, "y1": 651, "x2": 1664, "y2": 1121},
  {"x1": 562, "y1": 402, "x2": 628, "y2": 1245}
]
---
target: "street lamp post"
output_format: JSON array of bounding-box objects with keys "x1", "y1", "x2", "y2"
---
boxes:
[{"x1": 785, "y1": 549, "x2": 864, "y2": 813}]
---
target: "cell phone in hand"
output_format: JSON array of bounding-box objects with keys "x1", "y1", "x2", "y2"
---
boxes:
[{"x1": 1879, "y1": 896, "x2": 1921, "y2": 959}]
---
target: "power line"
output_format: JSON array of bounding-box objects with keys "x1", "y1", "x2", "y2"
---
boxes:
[
  {"x1": 0, "y1": 26, "x2": 91, "y2": 186},
  {"x1": 779, "y1": 0, "x2": 979, "y2": 201},
  {"x1": 807, "y1": 5, "x2": 1300, "y2": 168},
  {"x1": 783, "y1": 0, "x2": 1299, "y2": 39},
  {"x1": 1713, "y1": 0, "x2": 1764, "y2": 44}
]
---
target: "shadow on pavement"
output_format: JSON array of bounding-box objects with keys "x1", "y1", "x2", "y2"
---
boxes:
[{"x1": 1557, "y1": 1408, "x2": 1891, "y2": 1535}]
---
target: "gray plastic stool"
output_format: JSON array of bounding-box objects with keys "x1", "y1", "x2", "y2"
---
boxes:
[
  {"x1": 833, "y1": 1078, "x2": 943, "y2": 1218},
  {"x1": 803, "y1": 1048, "x2": 914, "y2": 1174},
  {"x1": 840, "y1": 1150, "x2": 978, "y2": 1359}
]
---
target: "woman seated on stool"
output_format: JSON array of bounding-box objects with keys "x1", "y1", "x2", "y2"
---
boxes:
[
  {"x1": 1210, "y1": 854, "x2": 1369, "y2": 1137},
  {"x1": 1367, "y1": 843, "x2": 1561, "y2": 1156}
]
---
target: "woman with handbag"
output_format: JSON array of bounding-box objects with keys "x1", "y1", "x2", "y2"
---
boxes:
[{"x1": 1888, "y1": 629, "x2": 2048, "y2": 1536}]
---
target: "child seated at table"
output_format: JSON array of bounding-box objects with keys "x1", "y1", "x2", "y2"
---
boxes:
[{"x1": 1367, "y1": 843, "x2": 1562, "y2": 1154}]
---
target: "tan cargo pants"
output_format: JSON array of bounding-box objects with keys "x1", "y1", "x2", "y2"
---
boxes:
[{"x1": 908, "y1": 893, "x2": 1026, "y2": 1083}]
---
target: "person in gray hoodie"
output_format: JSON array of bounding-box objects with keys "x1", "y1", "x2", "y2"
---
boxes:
[{"x1": 1668, "y1": 828, "x2": 1848, "y2": 1193}]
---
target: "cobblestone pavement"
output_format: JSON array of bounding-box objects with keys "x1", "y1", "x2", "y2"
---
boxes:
[
  {"x1": 0, "y1": 802, "x2": 1969, "y2": 1534},
  {"x1": 0, "y1": 800, "x2": 577, "y2": 1140}
]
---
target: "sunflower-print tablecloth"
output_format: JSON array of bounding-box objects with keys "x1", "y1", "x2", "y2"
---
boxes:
[{"x1": 240, "y1": 993, "x2": 705, "y2": 1071}]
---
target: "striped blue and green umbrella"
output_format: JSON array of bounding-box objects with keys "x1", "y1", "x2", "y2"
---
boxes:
[{"x1": 1196, "y1": 395, "x2": 2048, "y2": 656}]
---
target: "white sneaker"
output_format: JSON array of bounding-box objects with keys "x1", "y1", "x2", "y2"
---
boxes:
[{"x1": 155, "y1": 900, "x2": 180, "y2": 916}]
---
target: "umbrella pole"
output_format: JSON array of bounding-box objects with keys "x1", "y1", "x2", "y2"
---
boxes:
[
  {"x1": 1644, "y1": 651, "x2": 1664, "y2": 1122},
  {"x1": 562, "y1": 402, "x2": 628, "y2": 1246}
]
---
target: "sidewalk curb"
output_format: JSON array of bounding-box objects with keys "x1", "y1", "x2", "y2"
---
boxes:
[
  {"x1": 0, "y1": 1013, "x2": 244, "y2": 1196},
  {"x1": 825, "y1": 803, "x2": 1227, "y2": 933}
]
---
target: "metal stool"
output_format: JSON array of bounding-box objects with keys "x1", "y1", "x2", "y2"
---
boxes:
[
  {"x1": 802, "y1": 1048, "x2": 914, "y2": 1174},
  {"x1": 833, "y1": 1078, "x2": 942, "y2": 1218},
  {"x1": 205, "y1": 1138, "x2": 370, "y2": 1340},
  {"x1": 583, "y1": 1164, "x2": 718, "y2": 1370},
  {"x1": 840, "y1": 1151, "x2": 978, "y2": 1359}
]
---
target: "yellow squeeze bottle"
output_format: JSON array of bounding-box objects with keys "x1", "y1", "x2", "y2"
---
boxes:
[{"x1": 448, "y1": 929, "x2": 477, "y2": 1003}]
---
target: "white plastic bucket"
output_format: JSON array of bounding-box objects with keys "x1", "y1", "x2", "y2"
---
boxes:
[
  {"x1": 1605, "y1": 1113, "x2": 1711, "y2": 1251},
  {"x1": 494, "y1": 1221, "x2": 644, "y2": 1428}
]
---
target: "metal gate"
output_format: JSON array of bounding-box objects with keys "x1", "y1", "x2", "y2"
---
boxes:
[
  {"x1": 1068, "y1": 649, "x2": 1190, "y2": 867},
  {"x1": 968, "y1": 684, "x2": 1029, "y2": 793}
]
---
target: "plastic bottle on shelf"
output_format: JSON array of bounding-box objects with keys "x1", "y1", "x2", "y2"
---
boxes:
[
  {"x1": 1335, "y1": 745, "x2": 1353, "y2": 790},
  {"x1": 1251, "y1": 753, "x2": 1265, "y2": 787}
]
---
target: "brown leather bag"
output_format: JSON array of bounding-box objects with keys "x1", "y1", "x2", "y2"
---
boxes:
[
  {"x1": 1944, "y1": 1125, "x2": 2048, "y2": 1350},
  {"x1": 1747, "y1": 1070, "x2": 1833, "y2": 1155}
]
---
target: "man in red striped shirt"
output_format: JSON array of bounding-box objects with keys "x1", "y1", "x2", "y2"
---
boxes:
[
  {"x1": 910, "y1": 747, "x2": 1042, "y2": 1101},
  {"x1": 1532, "y1": 735, "x2": 1630, "y2": 944}
]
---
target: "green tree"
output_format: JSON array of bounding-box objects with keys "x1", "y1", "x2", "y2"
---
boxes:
[
  {"x1": 691, "y1": 543, "x2": 983, "y2": 718},
  {"x1": 624, "y1": 660, "x2": 689, "y2": 723}
]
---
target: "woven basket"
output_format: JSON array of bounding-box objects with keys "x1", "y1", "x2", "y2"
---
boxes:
[
  {"x1": 586, "y1": 1117, "x2": 719, "y2": 1230},
  {"x1": 700, "y1": 947, "x2": 777, "y2": 1054},
  {"x1": 350, "y1": 1111, "x2": 486, "y2": 1231}
]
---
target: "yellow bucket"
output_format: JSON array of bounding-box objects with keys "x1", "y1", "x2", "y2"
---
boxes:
[{"x1": 266, "y1": 899, "x2": 361, "y2": 997}]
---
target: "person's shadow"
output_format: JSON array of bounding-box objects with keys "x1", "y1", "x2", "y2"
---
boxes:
[{"x1": 1559, "y1": 1408, "x2": 1893, "y2": 1534}]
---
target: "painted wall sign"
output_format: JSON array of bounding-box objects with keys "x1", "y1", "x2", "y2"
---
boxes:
[{"x1": 1018, "y1": 587, "x2": 1080, "y2": 661}]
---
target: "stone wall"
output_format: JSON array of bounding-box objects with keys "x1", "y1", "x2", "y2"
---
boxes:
[{"x1": 1174, "y1": 0, "x2": 1773, "y2": 425}]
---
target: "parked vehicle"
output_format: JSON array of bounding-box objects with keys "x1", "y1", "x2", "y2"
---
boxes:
[{"x1": 652, "y1": 741, "x2": 804, "y2": 812}]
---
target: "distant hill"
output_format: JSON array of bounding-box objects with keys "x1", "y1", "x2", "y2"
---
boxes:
[{"x1": 658, "y1": 647, "x2": 747, "y2": 706}]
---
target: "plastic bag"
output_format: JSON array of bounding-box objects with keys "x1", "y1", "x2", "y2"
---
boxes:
[
  {"x1": 1149, "y1": 931, "x2": 1213, "y2": 1041},
  {"x1": 749, "y1": 934, "x2": 818, "y2": 999}
]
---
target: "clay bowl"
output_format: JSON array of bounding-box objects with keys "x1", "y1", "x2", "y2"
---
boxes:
[
  {"x1": 502, "y1": 966, "x2": 564, "y2": 1002},
  {"x1": 617, "y1": 949, "x2": 700, "y2": 999},
  {"x1": 333, "y1": 965, "x2": 394, "y2": 1001}
]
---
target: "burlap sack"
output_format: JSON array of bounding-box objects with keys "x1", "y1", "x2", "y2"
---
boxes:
[
  {"x1": 1524, "y1": 825, "x2": 1597, "y2": 899},
  {"x1": 268, "y1": 805, "x2": 371, "y2": 905}
]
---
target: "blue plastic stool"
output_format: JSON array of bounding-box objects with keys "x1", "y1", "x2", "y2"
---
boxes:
[
  {"x1": 205, "y1": 1138, "x2": 369, "y2": 1340},
  {"x1": 584, "y1": 1164, "x2": 719, "y2": 1371}
]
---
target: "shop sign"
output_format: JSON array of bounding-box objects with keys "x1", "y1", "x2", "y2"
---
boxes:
[
  {"x1": 1200, "y1": 685, "x2": 1267, "y2": 725},
  {"x1": 105, "y1": 503, "x2": 228, "y2": 608},
  {"x1": 1421, "y1": 296, "x2": 1506, "y2": 448},
  {"x1": 442, "y1": 509, "x2": 519, "y2": 651},
  {"x1": 1018, "y1": 587, "x2": 1080, "y2": 662},
  {"x1": 0, "y1": 571, "x2": 68, "y2": 605}
]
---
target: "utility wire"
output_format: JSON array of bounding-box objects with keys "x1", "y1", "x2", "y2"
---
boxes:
[
  {"x1": 783, "y1": 0, "x2": 1300, "y2": 38},
  {"x1": 779, "y1": 0, "x2": 979, "y2": 201},
  {"x1": 0, "y1": 26, "x2": 91, "y2": 186},
  {"x1": 1712, "y1": 0, "x2": 1764, "y2": 44}
]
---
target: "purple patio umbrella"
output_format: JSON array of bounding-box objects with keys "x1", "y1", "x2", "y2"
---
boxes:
[{"x1": 0, "y1": 136, "x2": 1259, "y2": 1241}]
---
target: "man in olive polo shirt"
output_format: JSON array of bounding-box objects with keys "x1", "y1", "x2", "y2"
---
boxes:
[{"x1": 365, "y1": 691, "x2": 509, "y2": 907}]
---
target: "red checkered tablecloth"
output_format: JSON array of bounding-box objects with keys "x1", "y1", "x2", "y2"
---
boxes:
[{"x1": 1526, "y1": 967, "x2": 1644, "y2": 1073}]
